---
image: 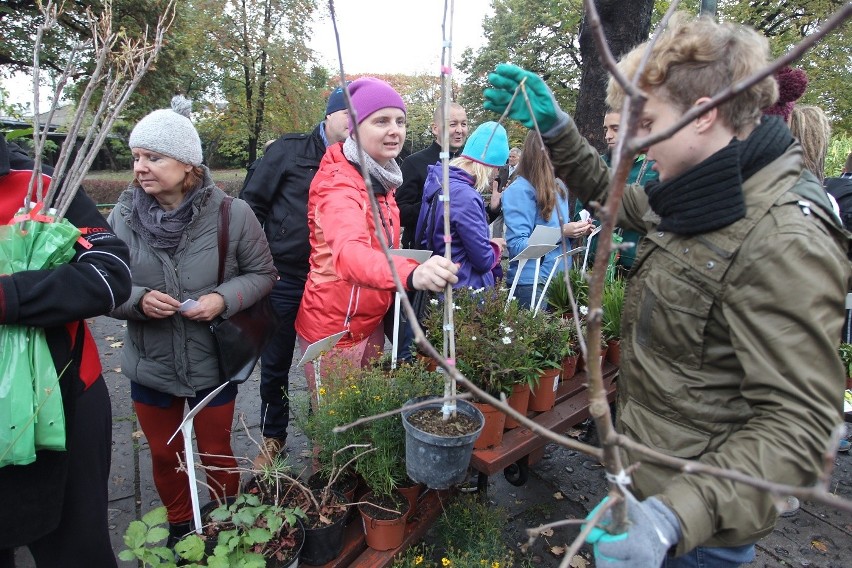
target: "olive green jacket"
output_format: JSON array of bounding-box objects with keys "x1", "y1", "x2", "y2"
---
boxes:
[{"x1": 545, "y1": 119, "x2": 851, "y2": 554}]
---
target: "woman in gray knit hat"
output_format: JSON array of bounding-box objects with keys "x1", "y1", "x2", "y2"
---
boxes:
[{"x1": 107, "y1": 96, "x2": 276, "y2": 547}]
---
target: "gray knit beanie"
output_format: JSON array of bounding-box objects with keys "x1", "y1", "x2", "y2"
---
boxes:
[{"x1": 129, "y1": 95, "x2": 203, "y2": 166}]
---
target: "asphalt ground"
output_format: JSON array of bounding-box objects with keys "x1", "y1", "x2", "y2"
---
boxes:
[{"x1": 13, "y1": 315, "x2": 852, "y2": 567}]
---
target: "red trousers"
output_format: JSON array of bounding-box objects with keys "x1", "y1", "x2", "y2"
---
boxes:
[{"x1": 134, "y1": 398, "x2": 240, "y2": 524}]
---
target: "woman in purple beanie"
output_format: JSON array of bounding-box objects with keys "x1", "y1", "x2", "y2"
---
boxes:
[{"x1": 295, "y1": 77, "x2": 458, "y2": 396}]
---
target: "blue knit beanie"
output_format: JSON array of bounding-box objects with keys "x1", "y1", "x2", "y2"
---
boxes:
[
  {"x1": 129, "y1": 95, "x2": 203, "y2": 166},
  {"x1": 461, "y1": 121, "x2": 509, "y2": 167},
  {"x1": 326, "y1": 86, "x2": 346, "y2": 115}
]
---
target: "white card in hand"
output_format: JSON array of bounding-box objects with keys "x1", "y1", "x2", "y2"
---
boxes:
[{"x1": 179, "y1": 299, "x2": 200, "y2": 312}]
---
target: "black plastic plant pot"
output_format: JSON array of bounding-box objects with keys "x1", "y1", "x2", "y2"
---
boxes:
[
  {"x1": 299, "y1": 491, "x2": 349, "y2": 566},
  {"x1": 401, "y1": 395, "x2": 484, "y2": 489}
]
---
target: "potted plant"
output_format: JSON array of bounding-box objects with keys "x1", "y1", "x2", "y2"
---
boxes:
[
  {"x1": 423, "y1": 287, "x2": 539, "y2": 448},
  {"x1": 521, "y1": 310, "x2": 575, "y2": 412},
  {"x1": 546, "y1": 268, "x2": 588, "y2": 319},
  {"x1": 602, "y1": 277, "x2": 626, "y2": 365},
  {"x1": 304, "y1": 360, "x2": 442, "y2": 549},
  {"x1": 120, "y1": 497, "x2": 306, "y2": 568}
]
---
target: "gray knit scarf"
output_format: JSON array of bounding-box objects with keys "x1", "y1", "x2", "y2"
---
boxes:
[
  {"x1": 343, "y1": 137, "x2": 403, "y2": 192},
  {"x1": 131, "y1": 184, "x2": 199, "y2": 250}
]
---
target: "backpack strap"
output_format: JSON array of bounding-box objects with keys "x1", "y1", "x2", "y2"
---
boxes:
[
  {"x1": 217, "y1": 196, "x2": 233, "y2": 285},
  {"x1": 415, "y1": 191, "x2": 441, "y2": 251}
]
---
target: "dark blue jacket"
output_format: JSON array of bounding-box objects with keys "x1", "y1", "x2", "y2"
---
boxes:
[{"x1": 415, "y1": 164, "x2": 499, "y2": 289}]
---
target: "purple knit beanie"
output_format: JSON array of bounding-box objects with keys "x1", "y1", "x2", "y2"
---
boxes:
[
  {"x1": 347, "y1": 77, "x2": 406, "y2": 129},
  {"x1": 762, "y1": 66, "x2": 808, "y2": 122}
]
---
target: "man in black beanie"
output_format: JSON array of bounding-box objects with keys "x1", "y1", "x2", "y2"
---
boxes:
[{"x1": 240, "y1": 87, "x2": 349, "y2": 467}]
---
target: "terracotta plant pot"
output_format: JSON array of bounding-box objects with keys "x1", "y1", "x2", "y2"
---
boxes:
[
  {"x1": 606, "y1": 339, "x2": 621, "y2": 366},
  {"x1": 472, "y1": 401, "x2": 506, "y2": 449},
  {"x1": 504, "y1": 383, "x2": 531, "y2": 429},
  {"x1": 358, "y1": 490, "x2": 409, "y2": 551},
  {"x1": 561, "y1": 354, "x2": 578, "y2": 381},
  {"x1": 396, "y1": 481, "x2": 423, "y2": 521},
  {"x1": 528, "y1": 368, "x2": 560, "y2": 412}
]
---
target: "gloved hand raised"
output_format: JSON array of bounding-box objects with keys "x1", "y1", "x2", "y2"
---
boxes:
[
  {"x1": 483, "y1": 63, "x2": 567, "y2": 132},
  {"x1": 584, "y1": 492, "x2": 681, "y2": 568}
]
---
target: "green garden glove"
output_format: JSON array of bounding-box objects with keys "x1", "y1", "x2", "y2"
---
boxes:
[
  {"x1": 483, "y1": 63, "x2": 568, "y2": 133},
  {"x1": 584, "y1": 494, "x2": 681, "y2": 568}
]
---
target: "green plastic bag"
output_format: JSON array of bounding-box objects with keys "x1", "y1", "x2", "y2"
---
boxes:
[{"x1": 0, "y1": 214, "x2": 80, "y2": 467}]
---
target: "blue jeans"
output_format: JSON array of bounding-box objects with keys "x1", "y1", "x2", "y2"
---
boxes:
[
  {"x1": 258, "y1": 275, "x2": 305, "y2": 440},
  {"x1": 665, "y1": 544, "x2": 755, "y2": 568}
]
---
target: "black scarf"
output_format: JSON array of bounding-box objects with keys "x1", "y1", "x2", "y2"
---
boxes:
[{"x1": 644, "y1": 116, "x2": 793, "y2": 236}]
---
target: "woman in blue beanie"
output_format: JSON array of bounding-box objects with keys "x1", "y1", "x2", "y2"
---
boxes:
[{"x1": 414, "y1": 121, "x2": 509, "y2": 290}]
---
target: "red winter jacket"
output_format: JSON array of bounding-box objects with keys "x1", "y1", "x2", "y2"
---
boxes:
[{"x1": 295, "y1": 143, "x2": 419, "y2": 348}]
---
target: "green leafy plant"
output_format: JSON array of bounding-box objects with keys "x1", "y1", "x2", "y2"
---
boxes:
[
  {"x1": 120, "y1": 496, "x2": 307, "y2": 568},
  {"x1": 520, "y1": 309, "x2": 575, "y2": 374},
  {"x1": 120, "y1": 506, "x2": 188, "y2": 567},
  {"x1": 601, "y1": 277, "x2": 626, "y2": 341},
  {"x1": 199, "y1": 494, "x2": 305, "y2": 568},
  {"x1": 546, "y1": 269, "x2": 588, "y2": 318},
  {"x1": 839, "y1": 343, "x2": 852, "y2": 377}
]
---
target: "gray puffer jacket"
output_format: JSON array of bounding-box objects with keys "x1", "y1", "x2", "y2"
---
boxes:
[{"x1": 108, "y1": 171, "x2": 276, "y2": 396}]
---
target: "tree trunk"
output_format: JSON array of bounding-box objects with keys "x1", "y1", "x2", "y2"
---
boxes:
[{"x1": 574, "y1": 0, "x2": 654, "y2": 151}]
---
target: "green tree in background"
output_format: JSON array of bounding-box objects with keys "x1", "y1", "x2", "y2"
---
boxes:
[
  {"x1": 191, "y1": 0, "x2": 324, "y2": 166},
  {"x1": 1, "y1": 0, "x2": 193, "y2": 124},
  {"x1": 458, "y1": 0, "x2": 584, "y2": 146}
]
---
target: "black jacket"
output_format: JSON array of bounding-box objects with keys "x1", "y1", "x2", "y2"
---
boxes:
[
  {"x1": 240, "y1": 124, "x2": 326, "y2": 280},
  {"x1": 825, "y1": 175, "x2": 852, "y2": 231},
  {"x1": 397, "y1": 141, "x2": 462, "y2": 248},
  {"x1": 0, "y1": 136, "x2": 132, "y2": 546}
]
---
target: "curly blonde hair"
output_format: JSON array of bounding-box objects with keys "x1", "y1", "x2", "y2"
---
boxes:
[{"x1": 607, "y1": 13, "x2": 778, "y2": 132}]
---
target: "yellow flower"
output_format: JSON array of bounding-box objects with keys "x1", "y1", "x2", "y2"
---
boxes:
[
  {"x1": 441, "y1": 559, "x2": 451, "y2": 567},
  {"x1": 328, "y1": 409, "x2": 336, "y2": 415},
  {"x1": 491, "y1": 563, "x2": 500, "y2": 568},
  {"x1": 415, "y1": 556, "x2": 423, "y2": 565},
  {"x1": 319, "y1": 387, "x2": 327, "y2": 396}
]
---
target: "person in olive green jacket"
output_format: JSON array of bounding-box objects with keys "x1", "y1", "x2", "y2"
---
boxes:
[{"x1": 484, "y1": 14, "x2": 851, "y2": 568}]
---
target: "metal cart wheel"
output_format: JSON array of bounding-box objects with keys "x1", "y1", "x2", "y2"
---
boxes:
[{"x1": 503, "y1": 456, "x2": 529, "y2": 486}]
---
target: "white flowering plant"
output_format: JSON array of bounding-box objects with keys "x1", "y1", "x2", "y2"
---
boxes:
[{"x1": 421, "y1": 287, "x2": 541, "y2": 397}]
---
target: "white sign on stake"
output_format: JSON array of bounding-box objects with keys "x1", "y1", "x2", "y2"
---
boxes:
[
  {"x1": 582, "y1": 225, "x2": 604, "y2": 274},
  {"x1": 534, "y1": 246, "x2": 585, "y2": 316},
  {"x1": 506, "y1": 243, "x2": 557, "y2": 307},
  {"x1": 167, "y1": 381, "x2": 231, "y2": 534},
  {"x1": 297, "y1": 330, "x2": 347, "y2": 405}
]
